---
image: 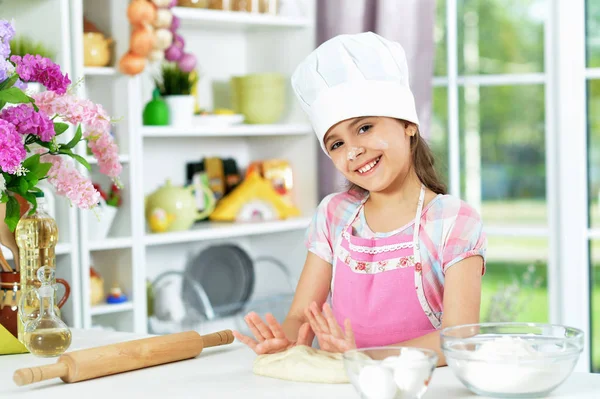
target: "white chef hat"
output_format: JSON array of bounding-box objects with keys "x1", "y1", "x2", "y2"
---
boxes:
[{"x1": 291, "y1": 31, "x2": 419, "y2": 154}]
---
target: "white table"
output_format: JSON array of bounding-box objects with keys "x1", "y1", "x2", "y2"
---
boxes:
[{"x1": 1, "y1": 329, "x2": 600, "y2": 398}]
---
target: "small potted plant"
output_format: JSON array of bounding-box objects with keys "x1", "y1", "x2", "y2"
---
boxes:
[
  {"x1": 88, "y1": 183, "x2": 122, "y2": 241},
  {"x1": 154, "y1": 62, "x2": 198, "y2": 127}
]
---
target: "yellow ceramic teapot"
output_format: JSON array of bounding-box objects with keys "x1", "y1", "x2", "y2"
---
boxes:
[
  {"x1": 145, "y1": 179, "x2": 216, "y2": 233},
  {"x1": 83, "y1": 32, "x2": 113, "y2": 67}
]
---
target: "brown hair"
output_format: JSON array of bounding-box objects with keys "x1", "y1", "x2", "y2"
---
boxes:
[{"x1": 348, "y1": 121, "x2": 447, "y2": 195}]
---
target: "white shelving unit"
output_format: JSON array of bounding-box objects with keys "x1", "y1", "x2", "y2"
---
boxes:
[
  {"x1": 83, "y1": 67, "x2": 118, "y2": 76},
  {"x1": 144, "y1": 217, "x2": 312, "y2": 246},
  {"x1": 171, "y1": 7, "x2": 313, "y2": 29},
  {"x1": 127, "y1": 2, "x2": 318, "y2": 334},
  {"x1": 141, "y1": 123, "x2": 312, "y2": 138},
  {"x1": 6, "y1": 0, "x2": 317, "y2": 334}
]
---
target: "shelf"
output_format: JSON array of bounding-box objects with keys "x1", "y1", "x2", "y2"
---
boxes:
[
  {"x1": 84, "y1": 67, "x2": 118, "y2": 76},
  {"x1": 1, "y1": 242, "x2": 72, "y2": 261},
  {"x1": 141, "y1": 123, "x2": 312, "y2": 138},
  {"x1": 88, "y1": 237, "x2": 133, "y2": 251},
  {"x1": 145, "y1": 217, "x2": 312, "y2": 246},
  {"x1": 172, "y1": 7, "x2": 311, "y2": 30},
  {"x1": 90, "y1": 301, "x2": 134, "y2": 316},
  {"x1": 85, "y1": 154, "x2": 130, "y2": 164}
]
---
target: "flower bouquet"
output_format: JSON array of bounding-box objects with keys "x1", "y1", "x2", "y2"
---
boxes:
[{"x1": 0, "y1": 19, "x2": 122, "y2": 232}]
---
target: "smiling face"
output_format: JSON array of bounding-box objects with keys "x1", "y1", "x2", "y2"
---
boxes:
[{"x1": 323, "y1": 116, "x2": 416, "y2": 193}]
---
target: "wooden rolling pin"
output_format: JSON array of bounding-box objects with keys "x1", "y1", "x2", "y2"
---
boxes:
[{"x1": 13, "y1": 330, "x2": 234, "y2": 386}]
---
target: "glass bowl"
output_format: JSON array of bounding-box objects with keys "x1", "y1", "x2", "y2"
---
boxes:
[
  {"x1": 440, "y1": 322, "x2": 584, "y2": 398},
  {"x1": 342, "y1": 347, "x2": 438, "y2": 399}
]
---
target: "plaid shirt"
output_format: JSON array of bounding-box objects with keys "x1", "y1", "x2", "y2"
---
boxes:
[{"x1": 305, "y1": 190, "x2": 487, "y2": 326}]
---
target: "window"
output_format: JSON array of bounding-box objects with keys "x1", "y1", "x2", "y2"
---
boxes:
[
  {"x1": 432, "y1": 0, "x2": 550, "y2": 329},
  {"x1": 586, "y1": 0, "x2": 600, "y2": 373}
]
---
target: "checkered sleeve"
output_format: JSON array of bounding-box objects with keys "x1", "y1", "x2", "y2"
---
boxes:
[
  {"x1": 304, "y1": 194, "x2": 336, "y2": 264},
  {"x1": 442, "y1": 202, "x2": 487, "y2": 274}
]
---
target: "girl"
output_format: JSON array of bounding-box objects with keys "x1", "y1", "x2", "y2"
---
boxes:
[{"x1": 232, "y1": 32, "x2": 486, "y2": 366}]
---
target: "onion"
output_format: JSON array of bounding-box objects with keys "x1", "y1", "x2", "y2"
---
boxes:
[
  {"x1": 170, "y1": 15, "x2": 180, "y2": 32},
  {"x1": 119, "y1": 52, "x2": 146, "y2": 76},
  {"x1": 165, "y1": 45, "x2": 183, "y2": 61},
  {"x1": 127, "y1": 0, "x2": 156, "y2": 25},
  {"x1": 172, "y1": 33, "x2": 185, "y2": 49},
  {"x1": 130, "y1": 26, "x2": 154, "y2": 57},
  {"x1": 178, "y1": 53, "x2": 197, "y2": 73}
]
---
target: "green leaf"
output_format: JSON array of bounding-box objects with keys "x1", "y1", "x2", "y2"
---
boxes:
[
  {"x1": 64, "y1": 125, "x2": 82, "y2": 149},
  {"x1": 29, "y1": 187, "x2": 42, "y2": 193},
  {"x1": 54, "y1": 122, "x2": 69, "y2": 136},
  {"x1": 0, "y1": 100, "x2": 5, "y2": 110},
  {"x1": 22, "y1": 154, "x2": 41, "y2": 171},
  {"x1": 0, "y1": 192, "x2": 7, "y2": 203},
  {"x1": 0, "y1": 74, "x2": 18, "y2": 91},
  {"x1": 36, "y1": 162, "x2": 52, "y2": 179},
  {"x1": 0, "y1": 87, "x2": 35, "y2": 106},
  {"x1": 36, "y1": 141, "x2": 52, "y2": 149},
  {"x1": 18, "y1": 178, "x2": 28, "y2": 195},
  {"x1": 4, "y1": 196, "x2": 20, "y2": 232},
  {"x1": 71, "y1": 153, "x2": 91, "y2": 171},
  {"x1": 58, "y1": 148, "x2": 74, "y2": 155}
]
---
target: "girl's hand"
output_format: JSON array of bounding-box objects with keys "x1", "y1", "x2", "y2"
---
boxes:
[
  {"x1": 305, "y1": 301, "x2": 356, "y2": 353},
  {"x1": 233, "y1": 312, "x2": 312, "y2": 355}
]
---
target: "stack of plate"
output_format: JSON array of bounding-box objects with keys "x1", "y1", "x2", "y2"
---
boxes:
[{"x1": 182, "y1": 244, "x2": 255, "y2": 319}]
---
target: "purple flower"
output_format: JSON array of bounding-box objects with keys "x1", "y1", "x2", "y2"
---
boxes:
[
  {"x1": 0, "y1": 104, "x2": 55, "y2": 142},
  {"x1": 0, "y1": 20, "x2": 15, "y2": 59},
  {"x1": 0, "y1": 58, "x2": 13, "y2": 83},
  {"x1": 10, "y1": 54, "x2": 70, "y2": 95},
  {"x1": 0, "y1": 119, "x2": 26, "y2": 174}
]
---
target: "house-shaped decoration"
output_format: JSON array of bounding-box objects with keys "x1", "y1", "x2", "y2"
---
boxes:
[{"x1": 209, "y1": 172, "x2": 300, "y2": 222}]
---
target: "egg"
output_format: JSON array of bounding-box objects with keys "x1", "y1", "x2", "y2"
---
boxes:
[
  {"x1": 358, "y1": 365, "x2": 397, "y2": 399},
  {"x1": 382, "y1": 350, "x2": 431, "y2": 394}
]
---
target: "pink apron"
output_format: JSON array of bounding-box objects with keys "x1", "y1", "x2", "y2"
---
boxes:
[{"x1": 331, "y1": 184, "x2": 437, "y2": 348}]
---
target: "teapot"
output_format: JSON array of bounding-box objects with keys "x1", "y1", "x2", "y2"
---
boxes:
[
  {"x1": 83, "y1": 32, "x2": 113, "y2": 67},
  {"x1": 145, "y1": 179, "x2": 216, "y2": 233}
]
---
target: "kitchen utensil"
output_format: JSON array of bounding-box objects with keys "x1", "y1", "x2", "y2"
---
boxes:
[
  {"x1": 440, "y1": 322, "x2": 584, "y2": 398},
  {"x1": 13, "y1": 329, "x2": 234, "y2": 386},
  {"x1": 83, "y1": 32, "x2": 113, "y2": 67},
  {"x1": 234, "y1": 256, "x2": 296, "y2": 335},
  {"x1": 145, "y1": 179, "x2": 216, "y2": 232},
  {"x1": 182, "y1": 244, "x2": 254, "y2": 317},
  {"x1": 19, "y1": 267, "x2": 72, "y2": 357},
  {"x1": 343, "y1": 347, "x2": 438, "y2": 399}
]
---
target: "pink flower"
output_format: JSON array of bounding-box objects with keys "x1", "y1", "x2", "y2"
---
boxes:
[
  {"x1": 40, "y1": 153, "x2": 100, "y2": 209},
  {"x1": 87, "y1": 130, "x2": 122, "y2": 178},
  {"x1": 0, "y1": 119, "x2": 26, "y2": 174},
  {"x1": 31, "y1": 92, "x2": 122, "y2": 181},
  {"x1": 0, "y1": 104, "x2": 55, "y2": 141},
  {"x1": 10, "y1": 54, "x2": 71, "y2": 95}
]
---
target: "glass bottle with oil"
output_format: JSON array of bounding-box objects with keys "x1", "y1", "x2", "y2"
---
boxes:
[
  {"x1": 15, "y1": 191, "x2": 59, "y2": 342},
  {"x1": 20, "y1": 266, "x2": 71, "y2": 357}
]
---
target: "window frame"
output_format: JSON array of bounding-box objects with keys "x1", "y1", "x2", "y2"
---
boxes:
[{"x1": 438, "y1": 0, "x2": 591, "y2": 372}]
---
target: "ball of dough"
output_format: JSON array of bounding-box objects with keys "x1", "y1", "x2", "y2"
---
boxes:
[{"x1": 253, "y1": 345, "x2": 349, "y2": 384}]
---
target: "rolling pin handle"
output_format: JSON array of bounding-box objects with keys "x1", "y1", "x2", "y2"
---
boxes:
[
  {"x1": 13, "y1": 362, "x2": 69, "y2": 386},
  {"x1": 202, "y1": 330, "x2": 234, "y2": 348}
]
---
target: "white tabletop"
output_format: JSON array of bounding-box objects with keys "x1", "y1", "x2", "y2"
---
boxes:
[{"x1": 1, "y1": 329, "x2": 600, "y2": 398}]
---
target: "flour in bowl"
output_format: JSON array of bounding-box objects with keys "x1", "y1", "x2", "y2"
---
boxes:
[{"x1": 455, "y1": 336, "x2": 576, "y2": 395}]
